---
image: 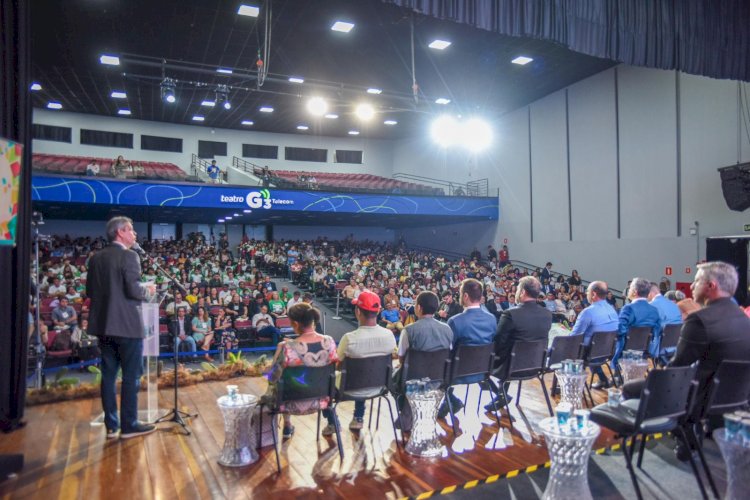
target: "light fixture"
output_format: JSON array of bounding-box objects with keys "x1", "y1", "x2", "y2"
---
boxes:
[
  {"x1": 46, "y1": 102, "x2": 62, "y2": 110},
  {"x1": 461, "y1": 118, "x2": 493, "y2": 152},
  {"x1": 217, "y1": 68, "x2": 233, "y2": 74},
  {"x1": 348, "y1": 130, "x2": 360, "y2": 135},
  {"x1": 111, "y1": 91, "x2": 127, "y2": 99},
  {"x1": 324, "y1": 113, "x2": 339, "y2": 119},
  {"x1": 241, "y1": 120, "x2": 254, "y2": 126},
  {"x1": 160, "y1": 78, "x2": 176, "y2": 103},
  {"x1": 366, "y1": 88, "x2": 382, "y2": 94},
  {"x1": 384, "y1": 120, "x2": 398, "y2": 125},
  {"x1": 428, "y1": 39, "x2": 451, "y2": 50},
  {"x1": 225, "y1": 216, "x2": 233, "y2": 220},
  {"x1": 30, "y1": 83, "x2": 42, "y2": 91},
  {"x1": 306, "y1": 96, "x2": 328, "y2": 116},
  {"x1": 117, "y1": 109, "x2": 132, "y2": 116},
  {"x1": 288, "y1": 77, "x2": 304, "y2": 83},
  {"x1": 435, "y1": 97, "x2": 451, "y2": 105},
  {"x1": 237, "y1": 4, "x2": 260, "y2": 17},
  {"x1": 192, "y1": 115, "x2": 205, "y2": 121},
  {"x1": 223, "y1": 100, "x2": 231, "y2": 110},
  {"x1": 259, "y1": 106, "x2": 274, "y2": 113},
  {"x1": 331, "y1": 21, "x2": 354, "y2": 33},
  {"x1": 233, "y1": 213, "x2": 240, "y2": 217},
  {"x1": 217, "y1": 219, "x2": 225, "y2": 223},
  {"x1": 431, "y1": 115, "x2": 459, "y2": 147},
  {"x1": 297, "y1": 125, "x2": 309, "y2": 131},
  {"x1": 243, "y1": 209, "x2": 252, "y2": 213},
  {"x1": 355, "y1": 103, "x2": 375, "y2": 121},
  {"x1": 99, "y1": 54, "x2": 120, "y2": 66},
  {"x1": 512, "y1": 56, "x2": 533, "y2": 65},
  {"x1": 201, "y1": 100, "x2": 216, "y2": 107}
]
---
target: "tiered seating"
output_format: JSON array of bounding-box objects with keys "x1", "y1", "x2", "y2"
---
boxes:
[
  {"x1": 32, "y1": 153, "x2": 188, "y2": 181},
  {"x1": 271, "y1": 170, "x2": 442, "y2": 195}
]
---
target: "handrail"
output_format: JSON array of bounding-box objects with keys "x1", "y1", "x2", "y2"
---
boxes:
[
  {"x1": 232, "y1": 156, "x2": 264, "y2": 175},
  {"x1": 392, "y1": 172, "x2": 490, "y2": 197}
]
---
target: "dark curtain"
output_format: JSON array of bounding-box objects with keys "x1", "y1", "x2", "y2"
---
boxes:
[
  {"x1": 141, "y1": 134, "x2": 183, "y2": 153},
  {"x1": 384, "y1": 0, "x2": 750, "y2": 82},
  {"x1": 284, "y1": 147, "x2": 327, "y2": 163},
  {"x1": 706, "y1": 238, "x2": 749, "y2": 307},
  {"x1": 33, "y1": 123, "x2": 72, "y2": 143},
  {"x1": 198, "y1": 140, "x2": 228, "y2": 158},
  {"x1": 80, "y1": 129, "x2": 133, "y2": 149},
  {"x1": 242, "y1": 143, "x2": 278, "y2": 159},
  {"x1": 0, "y1": 0, "x2": 32, "y2": 431}
]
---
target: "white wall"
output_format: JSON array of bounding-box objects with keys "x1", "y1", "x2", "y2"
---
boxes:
[
  {"x1": 42, "y1": 219, "x2": 148, "y2": 239},
  {"x1": 393, "y1": 66, "x2": 750, "y2": 291},
  {"x1": 32, "y1": 109, "x2": 395, "y2": 180}
]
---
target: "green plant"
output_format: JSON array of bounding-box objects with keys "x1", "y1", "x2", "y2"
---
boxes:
[
  {"x1": 226, "y1": 351, "x2": 246, "y2": 366},
  {"x1": 252, "y1": 354, "x2": 268, "y2": 368},
  {"x1": 88, "y1": 365, "x2": 102, "y2": 384},
  {"x1": 46, "y1": 367, "x2": 80, "y2": 389},
  {"x1": 201, "y1": 361, "x2": 218, "y2": 372}
]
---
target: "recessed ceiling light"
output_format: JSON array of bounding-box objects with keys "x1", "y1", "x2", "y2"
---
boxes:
[
  {"x1": 331, "y1": 21, "x2": 354, "y2": 33},
  {"x1": 99, "y1": 54, "x2": 120, "y2": 66},
  {"x1": 297, "y1": 125, "x2": 310, "y2": 131},
  {"x1": 192, "y1": 115, "x2": 205, "y2": 121},
  {"x1": 348, "y1": 130, "x2": 360, "y2": 135},
  {"x1": 288, "y1": 77, "x2": 304, "y2": 83},
  {"x1": 243, "y1": 209, "x2": 252, "y2": 213},
  {"x1": 201, "y1": 100, "x2": 216, "y2": 107},
  {"x1": 435, "y1": 97, "x2": 451, "y2": 105},
  {"x1": 384, "y1": 120, "x2": 398, "y2": 125},
  {"x1": 111, "y1": 91, "x2": 127, "y2": 99},
  {"x1": 46, "y1": 102, "x2": 62, "y2": 110},
  {"x1": 367, "y1": 88, "x2": 382, "y2": 94},
  {"x1": 512, "y1": 56, "x2": 533, "y2": 65},
  {"x1": 30, "y1": 83, "x2": 42, "y2": 91},
  {"x1": 428, "y1": 39, "x2": 451, "y2": 50},
  {"x1": 217, "y1": 68, "x2": 233, "y2": 74},
  {"x1": 241, "y1": 120, "x2": 254, "y2": 126},
  {"x1": 355, "y1": 103, "x2": 375, "y2": 120},
  {"x1": 225, "y1": 216, "x2": 233, "y2": 220},
  {"x1": 259, "y1": 106, "x2": 274, "y2": 113},
  {"x1": 217, "y1": 219, "x2": 225, "y2": 223},
  {"x1": 117, "y1": 109, "x2": 131, "y2": 116},
  {"x1": 233, "y1": 213, "x2": 240, "y2": 217},
  {"x1": 237, "y1": 4, "x2": 260, "y2": 17},
  {"x1": 324, "y1": 113, "x2": 339, "y2": 119}
]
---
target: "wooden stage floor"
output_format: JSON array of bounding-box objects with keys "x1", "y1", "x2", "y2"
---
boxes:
[{"x1": 0, "y1": 375, "x2": 617, "y2": 499}]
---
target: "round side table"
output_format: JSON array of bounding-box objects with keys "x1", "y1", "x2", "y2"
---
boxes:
[
  {"x1": 555, "y1": 370, "x2": 588, "y2": 410},
  {"x1": 217, "y1": 393, "x2": 259, "y2": 467},
  {"x1": 539, "y1": 417, "x2": 600, "y2": 500},
  {"x1": 405, "y1": 388, "x2": 446, "y2": 457},
  {"x1": 715, "y1": 428, "x2": 750, "y2": 500}
]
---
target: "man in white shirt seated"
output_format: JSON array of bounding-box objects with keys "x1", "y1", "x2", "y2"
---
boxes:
[{"x1": 252, "y1": 304, "x2": 280, "y2": 345}]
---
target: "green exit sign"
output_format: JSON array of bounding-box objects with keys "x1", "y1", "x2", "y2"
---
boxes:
[{"x1": 745, "y1": 224, "x2": 750, "y2": 232}]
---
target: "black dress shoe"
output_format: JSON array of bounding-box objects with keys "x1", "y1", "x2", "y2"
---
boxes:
[
  {"x1": 484, "y1": 395, "x2": 512, "y2": 411},
  {"x1": 591, "y1": 380, "x2": 611, "y2": 390}
]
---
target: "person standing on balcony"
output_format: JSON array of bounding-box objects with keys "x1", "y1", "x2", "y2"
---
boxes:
[{"x1": 207, "y1": 160, "x2": 221, "y2": 183}]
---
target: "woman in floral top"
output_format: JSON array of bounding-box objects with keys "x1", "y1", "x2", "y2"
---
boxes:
[{"x1": 261, "y1": 302, "x2": 338, "y2": 438}]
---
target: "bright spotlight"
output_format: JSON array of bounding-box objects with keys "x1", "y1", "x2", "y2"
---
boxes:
[
  {"x1": 306, "y1": 97, "x2": 328, "y2": 116},
  {"x1": 462, "y1": 118, "x2": 492, "y2": 152},
  {"x1": 223, "y1": 99, "x2": 231, "y2": 110},
  {"x1": 431, "y1": 115, "x2": 458, "y2": 147},
  {"x1": 355, "y1": 103, "x2": 375, "y2": 121},
  {"x1": 160, "y1": 78, "x2": 176, "y2": 103}
]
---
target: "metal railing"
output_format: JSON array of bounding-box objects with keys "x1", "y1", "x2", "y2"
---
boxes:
[{"x1": 392, "y1": 173, "x2": 492, "y2": 197}]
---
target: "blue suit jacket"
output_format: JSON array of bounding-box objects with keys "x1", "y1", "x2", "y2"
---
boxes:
[{"x1": 614, "y1": 299, "x2": 661, "y2": 364}]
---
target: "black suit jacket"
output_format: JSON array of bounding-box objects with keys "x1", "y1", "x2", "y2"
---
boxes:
[
  {"x1": 169, "y1": 315, "x2": 193, "y2": 338},
  {"x1": 494, "y1": 301, "x2": 552, "y2": 374},
  {"x1": 87, "y1": 243, "x2": 147, "y2": 339}
]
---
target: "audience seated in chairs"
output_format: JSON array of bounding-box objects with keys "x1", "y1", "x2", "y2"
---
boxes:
[
  {"x1": 379, "y1": 300, "x2": 404, "y2": 334},
  {"x1": 169, "y1": 307, "x2": 196, "y2": 354},
  {"x1": 252, "y1": 304, "x2": 280, "y2": 345}
]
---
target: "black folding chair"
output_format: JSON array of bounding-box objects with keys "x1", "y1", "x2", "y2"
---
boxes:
[
  {"x1": 590, "y1": 364, "x2": 706, "y2": 500},
  {"x1": 656, "y1": 324, "x2": 682, "y2": 367},
  {"x1": 542, "y1": 335, "x2": 584, "y2": 414},
  {"x1": 445, "y1": 343, "x2": 500, "y2": 434},
  {"x1": 624, "y1": 325, "x2": 652, "y2": 353},
  {"x1": 496, "y1": 339, "x2": 550, "y2": 421},
  {"x1": 259, "y1": 363, "x2": 341, "y2": 473},
  {"x1": 582, "y1": 330, "x2": 618, "y2": 401},
  {"x1": 339, "y1": 355, "x2": 400, "y2": 446}
]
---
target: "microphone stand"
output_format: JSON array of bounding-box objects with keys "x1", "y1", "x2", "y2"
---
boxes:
[{"x1": 137, "y1": 247, "x2": 196, "y2": 435}]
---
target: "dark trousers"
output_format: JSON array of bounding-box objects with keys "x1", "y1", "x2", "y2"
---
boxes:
[
  {"x1": 100, "y1": 335, "x2": 144, "y2": 433},
  {"x1": 324, "y1": 400, "x2": 365, "y2": 425}
]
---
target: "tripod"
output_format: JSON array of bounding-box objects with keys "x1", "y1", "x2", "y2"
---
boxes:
[{"x1": 31, "y1": 213, "x2": 46, "y2": 389}]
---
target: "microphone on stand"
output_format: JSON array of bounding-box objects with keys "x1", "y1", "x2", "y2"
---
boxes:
[{"x1": 131, "y1": 241, "x2": 147, "y2": 256}]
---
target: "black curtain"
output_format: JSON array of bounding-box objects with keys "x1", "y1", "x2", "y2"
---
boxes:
[
  {"x1": 384, "y1": 0, "x2": 750, "y2": 82},
  {"x1": 706, "y1": 238, "x2": 749, "y2": 307},
  {"x1": 0, "y1": 0, "x2": 32, "y2": 431}
]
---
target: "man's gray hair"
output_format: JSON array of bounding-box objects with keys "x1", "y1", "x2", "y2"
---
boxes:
[
  {"x1": 629, "y1": 277, "x2": 652, "y2": 298},
  {"x1": 106, "y1": 216, "x2": 133, "y2": 242},
  {"x1": 519, "y1": 276, "x2": 542, "y2": 299},
  {"x1": 698, "y1": 261, "x2": 738, "y2": 295}
]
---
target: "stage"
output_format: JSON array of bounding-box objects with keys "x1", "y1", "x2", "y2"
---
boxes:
[{"x1": 0, "y1": 376, "x2": 618, "y2": 499}]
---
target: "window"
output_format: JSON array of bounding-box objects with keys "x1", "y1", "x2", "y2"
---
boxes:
[
  {"x1": 80, "y1": 129, "x2": 133, "y2": 148},
  {"x1": 141, "y1": 134, "x2": 183, "y2": 153},
  {"x1": 242, "y1": 143, "x2": 278, "y2": 159},
  {"x1": 198, "y1": 140, "x2": 227, "y2": 158},
  {"x1": 33, "y1": 124, "x2": 72, "y2": 143},
  {"x1": 284, "y1": 146, "x2": 327, "y2": 163},
  {"x1": 334, "y1": 149, "x2": 363, "y2": 164}
]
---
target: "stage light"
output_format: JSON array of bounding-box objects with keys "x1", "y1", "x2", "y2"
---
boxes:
[
  {"x1": 243, "y1": 209, "x2": 252, "y2": 213},
  {"x1": 201, "y1": 100, "x2": 216, "y2": 107},
  {"x1": 47, "y1": 102, "x2": 62, "y2": 110},
  {"x1": 237, "y1": 4, "x2": 260, "y2": 17},
  {"x1": 435, "y1": 97, "x2": 451, "y2": 105},
  {"x1": 297, "y1": 125, "x2": 309, "y2": 131},
  {"x1": 462, "y1": 118, "x2": 492, "y2": 152},
  {"x1": 241, "y1": 120, "x2": 254, "y2": 126},
  {"x1": 192, "y1": 115, "x2": 205, "y2": 121},
  {"x1": 324, "y1": 113, "x2": 338, "y2": 119},
  {"x1": 306, "y1": 97, "x2": 328, "y2": 116},
  {"x1": 225, "y1": 216, "x2": 233, "y2": 220},
  {"x1": 217, "y1": 219, "x2": 225, "y2": 223},
  {"x1": 117, "y1": 109, "x2": 131, "y2": 116},
  {"x1": 30, "y1": 83, "x2": 42, "y2": 91},
  {"x1": 331, "y1": 21, "x2": 354, "y2": 33},
  {"x1": 367, "y1": 88, "x2": 382, "y2": 94},
  {"x1": 160, "y1": 78, "x2": 176, "y2": 103},
  {"x1": 99, "y1": 54, "x2": 120, "y2": 66},
  {"x1": 431, "y1": 115, "x2": 458, "y2": 147},
  {"x1": 289, "y1": 77, "x2": 304, "y2": 83},
  {"x1": 217, "y1": 68, "x2": 233, "y2": 74},
  {"x1": 384, "y1": 120, "x2": 398, "y2": 126},
  {"x1": 111, "y1": 91, "x2": 127, "y2": 99},
  {"x1": 348, "y1": 130, "x2": 360, "y2": 135},
  {"x1": 355, "y1": 103, "x2": 375, "y2": 121},
  {"x1": 259, "y1": 106, "x2": 274, "y2": 113},
  {"x1": 165, "y1": 93, "x2": 176, "y2": 103},
  {"x1": 428, "y1": 39, "x2": 451, "y2": 50},
  {"x1": 512, "y1": 56, "x2": 533, "y2": 65},
  {"x1": 223, "y1": 99, "x2": 231, "y2": 110},
  {"x1": 233, "y1": 213, "x2": 240, "y2": 217}
]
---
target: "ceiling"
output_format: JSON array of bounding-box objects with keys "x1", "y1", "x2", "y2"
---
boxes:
[{"x1": 30, "y1": 0, "x2": 617, "y2": 139}]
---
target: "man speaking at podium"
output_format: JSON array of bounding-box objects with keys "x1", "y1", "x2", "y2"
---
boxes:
[{"x1": 87, "y1": 216, "x2": 156, "y2": 439}]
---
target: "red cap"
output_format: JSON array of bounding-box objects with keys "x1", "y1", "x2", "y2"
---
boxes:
[{"x1": 351, "y1": 291, "x2": 381, "y2": 312}]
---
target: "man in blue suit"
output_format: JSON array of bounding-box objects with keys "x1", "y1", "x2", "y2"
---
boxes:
[
  {"x1": 648, "y1": 282, "x2": 682, "y2": 361},
  {"x1": 611, "y1": 277, "x2": 661, "y2": 380}
]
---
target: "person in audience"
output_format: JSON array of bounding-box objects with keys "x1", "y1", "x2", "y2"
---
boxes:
[
  {"x1": 252, "y1": 304, "x2": 280, "y2": 345},
  {"x1": 379, "y1": 299, "x2": 404, "y2": 333},
  {"x1": 213, "y1": 308, "x2": 237, "y2": 350},
  {"x1": 322, "y1": 291, "x2": 396, "y2": 435},
  {"x1": 48, "y1": 276, "x2": 66, "y2": 297},
  {"x1": 438, "y1": 278, "x2": 497, "y2": 418},
  {"x1": 392, "y1": 291, "x2": 452, "y2": 431},
  {"x1": 191, "y1": 306, "x2": 213, "y2": 361},
  {"x1": 285, "y1": 290, "x2": 302, "y2": 312},
  {"x1": 112, "y1": 155, "x2": 131, "y2": 178},
  {"x1": 261, "y1": 303, "x2": 338, "y2": 439},
  {"x1": 51, "y1": 296, "x2": 78, "y2": 331},
  {"x1": 498, "y1": 245, "x2": 510, "y2": 267},
  {"x1": 165, "y1": 291, "x2": 189, "y2": 317},
  {"x1": 677, "y1": 296, "x2": 701, "y2": 320},
  {"x1": 435, "y1": 290, "x2": 462, "y2": 322},
  {"x1": 647, "y1": 281, "x2": 682, "y2": 361},
  {"x1": 169, "y1": 306, "x2": 196, "y2": 353},
  {"x1": 267, "y1": 291, "x2": 286, "y2": 318},
  {"x1": 541, "y1": 262, "x2": 553, "y2": 283},
  {"x1": 484, "y1": 276, "x2": 552, "y2": 410},
  {"x1": 569, "y1": 281, "x2": 619, "y2": 389},
  {"x1": 225, "y1": 293, "x2": 248, "y2": 323},
  {"x1": 207, "y1": 160, "x2": 221, "y2": 183},
  {"x1": 85, "y1": 160, "x2": 100, "y2": 176}
]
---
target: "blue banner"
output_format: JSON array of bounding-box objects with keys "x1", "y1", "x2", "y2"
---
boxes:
[{"x1": 31, "y1": 175, "x2": 499, "y2": 219}]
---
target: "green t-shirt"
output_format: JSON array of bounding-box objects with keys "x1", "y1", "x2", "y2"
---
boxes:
[{"x1": 268, "y1": 300, "x2": 285, "y2": 315}]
